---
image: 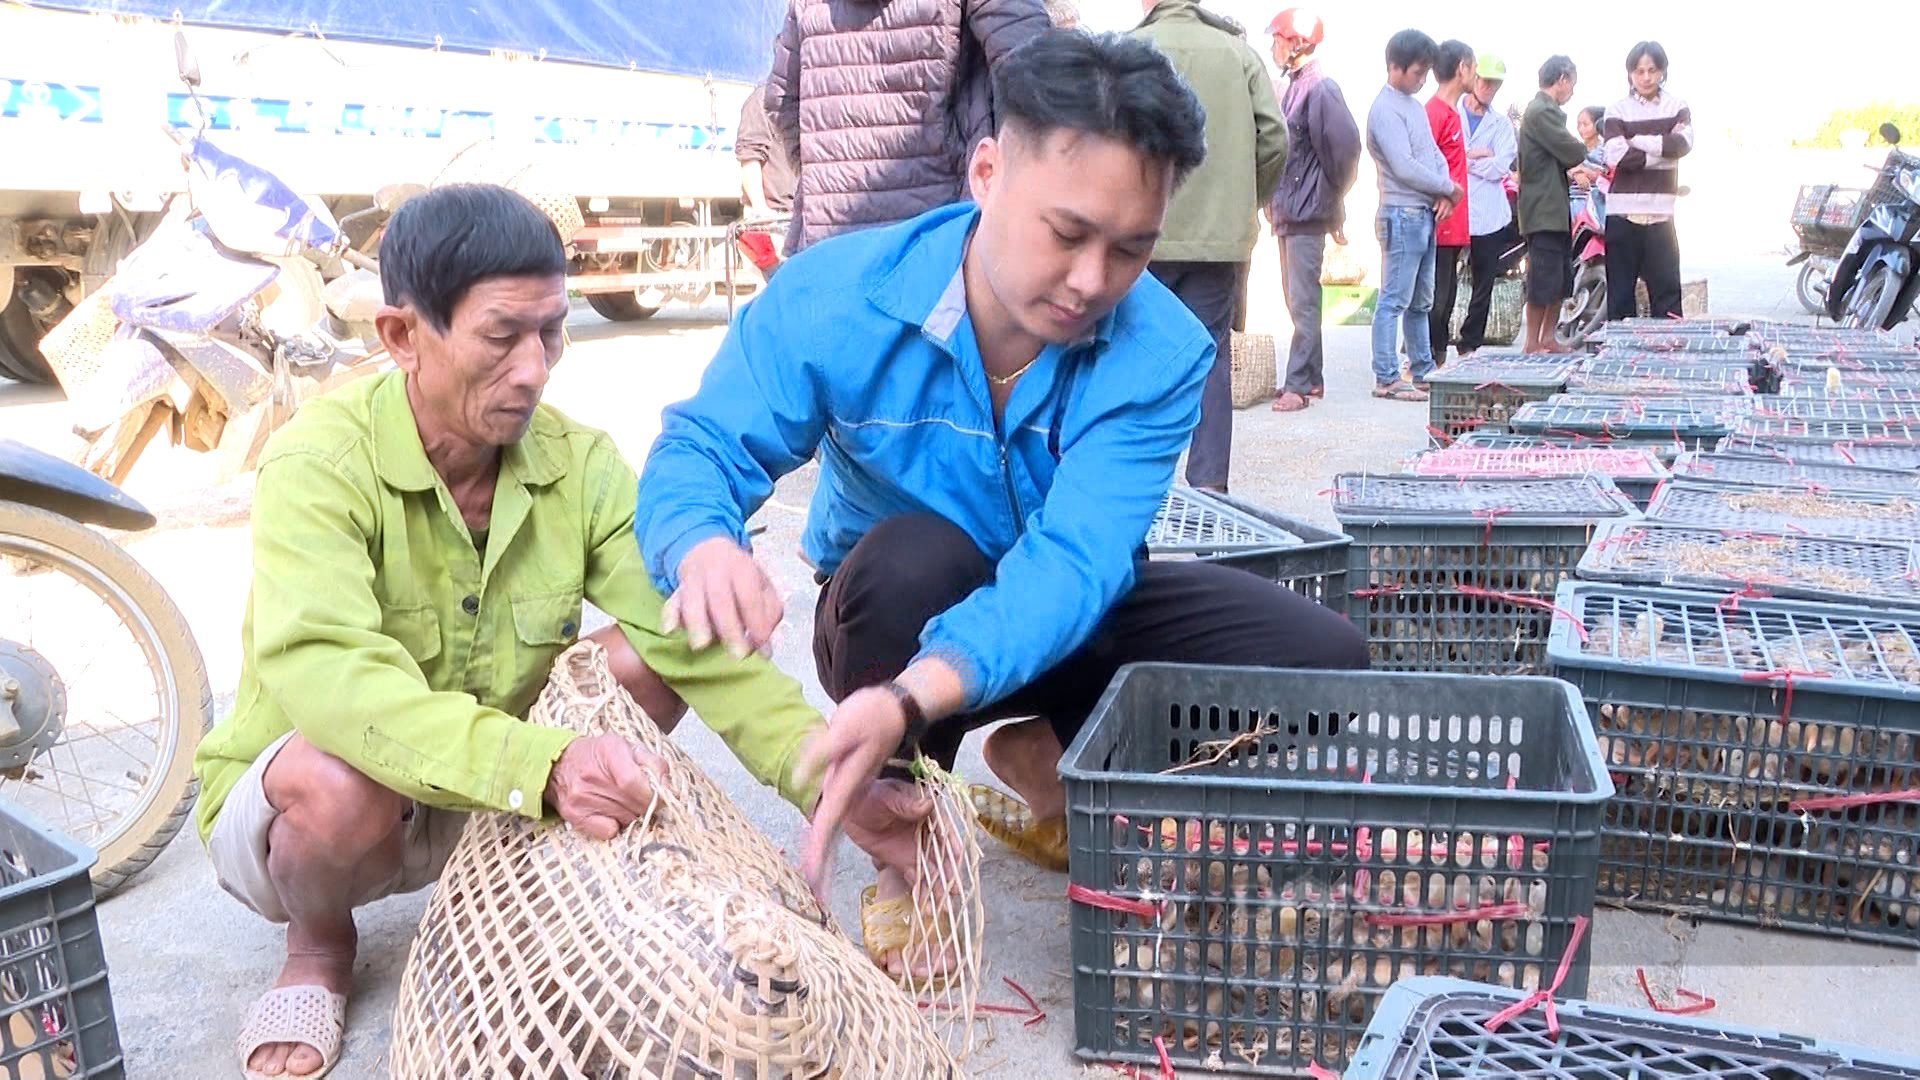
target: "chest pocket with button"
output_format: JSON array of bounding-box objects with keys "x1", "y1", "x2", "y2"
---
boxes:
[{"x1": 512, "y1": 591, "x2": 585, "y2": 648}]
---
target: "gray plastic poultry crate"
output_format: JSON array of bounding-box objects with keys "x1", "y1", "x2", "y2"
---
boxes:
[
  {"x1": 1714, "y1": 435, "x2": 1920, "y2": 470},
  {"x1": 1424, "y1": 359, "x2": 1576, "y2": 445},
  {"x1": 0, "y1": 800, "x2": 122, "y2": 1078},
  {"x1": 1577, "y1": 520, "x2": 1920, "y2": 610},
  {"x1": 1644, "y1": 479, "x2": 1920, "y2": 542},
  {"x1": 1670, "y1": 451, "x2": 1920, "y2": 496},
  {"x1": 1568, "y1": 358, "x2": 1754, "y2": 396},
  {"x1": 1147, "y1": 488, "x2": 1351, "y2": 611},
  {"x1": 1404, "y1": 446, "x2": 1669, "y2": 508},
  {"x1": 1547, "y1": 581, "x2": 1920, "y2": 945},
  {"x1": 1344, "y1": 976, "x2": 1920, "y2": 1080},
  {"x1": 1334, "y1": 475, "x2": 1639, "y2": 674},
  {"x1": 1734, "y1": 416, "x2": 1920, "y2": 443},
  {"x1": 1758, "y1": 398, "x2": 1920, "y2": 421},
  {"x1": 1060, "y1": 664, "x2": 1610, "y2": 1077}
]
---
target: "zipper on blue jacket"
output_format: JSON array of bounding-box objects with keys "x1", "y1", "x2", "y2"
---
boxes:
[{"x1": 999, "y1": 443, "x2": 1023, "y2": 536}]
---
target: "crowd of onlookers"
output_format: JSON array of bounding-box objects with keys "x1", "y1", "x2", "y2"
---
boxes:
[{"x1": 727, "y1": 2, "x2": 1693, "y2": 489}]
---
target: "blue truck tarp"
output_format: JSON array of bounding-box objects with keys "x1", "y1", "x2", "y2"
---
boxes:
[{"x1": 31, "y1": 0, "x2": 785, "y2": 86}]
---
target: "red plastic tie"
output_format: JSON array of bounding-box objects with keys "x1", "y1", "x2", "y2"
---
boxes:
[
  {"x1": 1454, "y1": 584, "x2": 1589, "y2": 643},
  {"x1": 1714, "y1": 583, "x2": 1773, "y2": 614},
  {"x1": 1787, "y1": 788, "x2": 1920, "y2": 813},
  {"x1": 1351, "y1": 585, "x2": 1403, "y2": 599},
  {"x1": 1002, "y1": 975, "x2": 1047, "y2": 1027},
  {"x1": 1475, "y1": 379, "x2": 1519, "y2": 393},
  {"x1": 1472, "y1": 506, "x2": 1512, "y2": 546},
  {"x1": 1153, "y1": 1035, "x2": 1176, "y2": 1080},
  {"x1": 1739, "y1": 669, "x2": 1831, "y2": 727},
  {"x1": 1068, "y1": 883, "x2": 1165, "y2": 921},
  {"x1": 1483, "y1": 915, "x2": 1590, "y2": 1037},
  {"x1": 1636, "y1": 968, "x2": 1717, "y2": 1015},
  {"x1": 1834, "y1": 441, "x2": 1858, "y2": 465},
  {"x1": 1307, "y1": 1064, "x2": 1341, "y2": 1080},
  {"x1": 1363, "y1": 900, "x2": 1532, "y2": 927}
]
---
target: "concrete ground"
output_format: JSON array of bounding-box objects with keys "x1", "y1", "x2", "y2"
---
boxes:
[{"x1": 4, "y1": 249, "x2": 1917, "y2": 1079}]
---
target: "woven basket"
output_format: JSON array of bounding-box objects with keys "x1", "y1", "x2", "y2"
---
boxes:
[
  {"x1": 431, "y1": 142, "x2": 585, "y2": 243},
  {"x1": 1229, "y1": 331, "x2": 1276, "y2": 409},
  {"x1": 1448, "y1": 275, "x2": 1523, "y2": 347},
  {"x1": 389, "y1": 642, "x2": 969, "y2": 1078}
]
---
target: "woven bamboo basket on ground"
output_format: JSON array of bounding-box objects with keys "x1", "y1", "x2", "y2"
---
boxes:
[
  {"x1": 1230, "y1": 331, "x2": 1276, "y2": 409},
  {"x1": 389, "y1": 641, "x2": 979, "y2": 1078}
]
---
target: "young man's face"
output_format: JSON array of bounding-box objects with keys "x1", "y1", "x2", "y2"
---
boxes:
[
  {"x1": 1630, "y1": 54, "x2": 1664, "y2": 98},
  {"x1": 966, "y1": 126, "x2": 1170, "y2": 347},
  {"x1": 1388, "y1": 61, "x2": 1430, "y2": 96},
  {"x1": 1454, "y1": 56, "x2": 1477, "y2": 86}
]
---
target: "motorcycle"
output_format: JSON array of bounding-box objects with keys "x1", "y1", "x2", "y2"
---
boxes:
[
  {"x1": 1555, "y1": 171, "x2": 1609, "y2": 349},
  {"x1": 0, "y1": 437, "x2": 211, "y2": 896},
  {"x1": 37, "y1": 31, "x2": 392, "y2": 486},
  {"x1": 1827, "y1": 123, "x2": 1920, "y2": 331}
]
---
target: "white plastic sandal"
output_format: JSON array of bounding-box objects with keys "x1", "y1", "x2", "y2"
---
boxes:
[{"x1": 235, "y1": 985, "x2": 346, "y2": 1080}]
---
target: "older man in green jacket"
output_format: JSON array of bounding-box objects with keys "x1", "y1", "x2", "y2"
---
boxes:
[
  {"x1": 1516, "y1": 54, "x2": 1593, "y2": 352},
  {"x1": 1133, "y1": 0, "x2": 1285, "y2": 493}
]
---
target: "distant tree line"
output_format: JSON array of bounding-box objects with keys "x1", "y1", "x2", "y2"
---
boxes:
[{"x1": 1794, "y1": 101, "x2": 1920, "y2": 148}]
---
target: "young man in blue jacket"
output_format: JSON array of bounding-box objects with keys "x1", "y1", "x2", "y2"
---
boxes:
[{"x1": 635, "y1": 30, "x2": 1367, "y2": 952}]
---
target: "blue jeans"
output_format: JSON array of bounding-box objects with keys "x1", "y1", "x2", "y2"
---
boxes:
[{"x1": 1372, "y1": 205, "x2": 1438, "y2": 385}]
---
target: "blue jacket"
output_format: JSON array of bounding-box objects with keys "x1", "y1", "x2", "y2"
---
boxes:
[{"x1": 635, "y1": 202, "x2": 1213, "y2": 710}]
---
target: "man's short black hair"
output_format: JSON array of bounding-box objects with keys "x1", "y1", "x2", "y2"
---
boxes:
[
  {"x1": 379, "y1": 184, "x2": 567, "y2": 333},
  {"x1": 991, "y1": 30, "x2": 1207, "y2": 184},
  {"x1": 1385, "y1": 29, "x2": 1437, "y2": 72},
  {"x1": 1539, "y1": 55, "x2": 1577, "y2": 89},
  {"x1": 1436, "y1": 40, "x2": 1474, "y2": 83},
  {"x1": 1627, "y1": 40, "x2": 1669, "y2": 76}
]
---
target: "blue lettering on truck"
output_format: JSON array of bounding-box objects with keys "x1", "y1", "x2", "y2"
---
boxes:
[
  {"x1": 2, "y1": 77, "x2": 731, "y2": 151},
  {"x1": 0, "y1": 79, "x2": 103, "y2": 122}
]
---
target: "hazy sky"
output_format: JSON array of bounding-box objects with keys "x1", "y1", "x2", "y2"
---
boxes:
[{"x1": 1082, "y1": 1, "x2": 1911, "y2": 145}]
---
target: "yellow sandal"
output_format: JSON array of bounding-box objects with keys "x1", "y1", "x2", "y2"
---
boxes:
[
  {"x1": 858, "y1": 884, "x2": 958, "y2": 992},
  {"x1": 968, "y1": 784, "x2": 1069, "y2": 872}
]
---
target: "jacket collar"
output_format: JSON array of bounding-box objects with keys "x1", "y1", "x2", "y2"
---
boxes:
[
  {"x1": 868, "y1": 203, "x2": 1113, "y2": 354},
  {"x1": 370, "y1": 370, "x2": 567, "y2": 494}
]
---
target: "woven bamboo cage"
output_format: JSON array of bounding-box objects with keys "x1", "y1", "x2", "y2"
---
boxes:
[{"x1": 389, "y1": 641, "x2": 980, "y2": 1078}]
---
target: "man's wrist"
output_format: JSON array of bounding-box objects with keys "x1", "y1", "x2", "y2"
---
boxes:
[{"x1": 879, "y1": 680, "x2": 929, "y2": 744}]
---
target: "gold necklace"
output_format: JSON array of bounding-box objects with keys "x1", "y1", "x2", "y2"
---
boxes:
[{"x1": 987, "y1": 356, "x2": 1039, "y2": 387}]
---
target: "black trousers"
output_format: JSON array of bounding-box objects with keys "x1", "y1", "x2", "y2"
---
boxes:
[
  {"x1": 1428, "y1": 245, "x2": 1466, "y2": 363},
  {"x1": 1460, "y1": 224, "x2": 1521, "y2": 353},
  {"x1": 811, "y1": 513, "x2": 1370, "y2": 770},
  {"x1": 1147, "y1": 260, "x2": 1242, "y2": 491},
  {"x1": 1605, "y1": 216, "x2": 1682, "y2": 321}
]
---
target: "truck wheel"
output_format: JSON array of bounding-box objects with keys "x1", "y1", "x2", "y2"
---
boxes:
[
  {"x1": 585, "y1": 292, "x2": 661, "y2": 322},
  {"x1": 0, "y1": 272, "x2": 57, "y2": 386}
]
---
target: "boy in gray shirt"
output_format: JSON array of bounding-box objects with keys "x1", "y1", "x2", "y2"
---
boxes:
[{"x1": 1365, "y1": 28, "x2": 1462, "y2": 400}]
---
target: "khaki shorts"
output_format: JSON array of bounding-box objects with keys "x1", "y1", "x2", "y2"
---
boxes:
[{"x1": 206, "y1": 732, "x2": 467, "y2": 923}]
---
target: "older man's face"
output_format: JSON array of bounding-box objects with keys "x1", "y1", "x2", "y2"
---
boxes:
[{"x1": 406, "y1": 275, "x2": 568, "y2": 447}]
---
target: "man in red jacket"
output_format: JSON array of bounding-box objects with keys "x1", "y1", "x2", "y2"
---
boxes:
[{"x1": 1425, "y1": 38, "x2": 1474, "y2": 366}]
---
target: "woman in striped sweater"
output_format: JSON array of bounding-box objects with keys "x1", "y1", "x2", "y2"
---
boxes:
[{"x1": 1601, "y1": 41, "x2": 1692, "y2": 320}]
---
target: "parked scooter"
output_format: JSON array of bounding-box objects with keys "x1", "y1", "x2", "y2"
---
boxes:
[
  {"x1": 38, "y1": 31, "x2": 390, "y2": 486},
  {"x1": 0, "y1": 437, "x2": 211, "y2": 896},
  {"x1": 1555, "y1": 173, "x2": 1609, "y2": 348},
  {"x1": 1827, "y1": 123, "x2": 1920, "y2": 331}
]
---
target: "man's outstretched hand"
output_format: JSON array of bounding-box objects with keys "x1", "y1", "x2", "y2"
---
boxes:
[
  {"x1": 663, "y1": 536, "x2": 784, "y2": 659},
  {"x1": 796, "y1": 685, "x2": 912, "y2": 896},
  {"x1": 545, "y1": 734, "x2": 669, "y2": 840}
]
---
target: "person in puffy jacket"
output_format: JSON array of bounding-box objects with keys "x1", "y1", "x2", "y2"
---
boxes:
[{"x1": 767, "y1": 0, "x2": 1052, "y2": 253}]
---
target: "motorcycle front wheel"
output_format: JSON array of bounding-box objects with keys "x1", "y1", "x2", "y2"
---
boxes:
[
  {"x1": 1556, "y1": 261, "x2": 1607, "y2": 349},
  {"x1": 1841, "y1": 264, "x2": 1899, "y2": 331},
  {"x1": 0, "y1": 500, "x2": 210, "y2": 896}
]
